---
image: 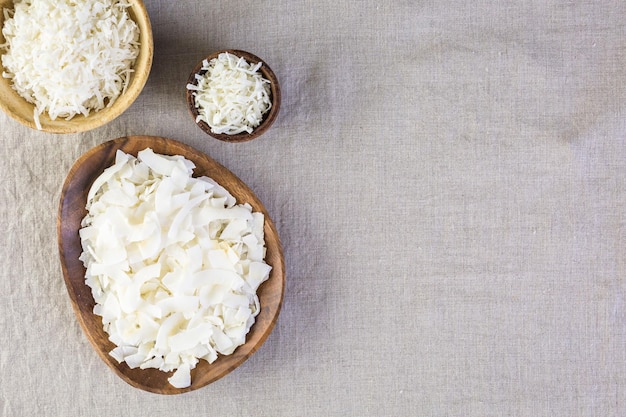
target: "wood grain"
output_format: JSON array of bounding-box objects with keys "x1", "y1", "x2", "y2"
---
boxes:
[
  {"x1": 57, "y1": 136, "x2": 285, "y2": 394},
  {"x1": 186, "y1": 49, "x2": 281, "y2": 142},
  {"x1": 0, "y1": 0, "x2": 153, "y2": 133}
]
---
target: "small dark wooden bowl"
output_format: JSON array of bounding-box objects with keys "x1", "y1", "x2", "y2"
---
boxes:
[
  {"x1": 58, "y1": 136, "x2": 285, "y2": 394},
  {"x1": 186, "y1": 50, "x2": 281, "y2": 143}
]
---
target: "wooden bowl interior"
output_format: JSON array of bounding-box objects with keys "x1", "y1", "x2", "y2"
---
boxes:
[
  {"x1": 186, "y1": 49, "x2": 281, "y2": 143},
  {"x1": 58, "y1": 136, "x2": 285, "y2": 394},
  {"x1": 0, "y1": 0, "x2": 153, "y2": 133}
]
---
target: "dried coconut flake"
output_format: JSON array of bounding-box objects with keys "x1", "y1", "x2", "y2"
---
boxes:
[{"x1": 79, "y1": 149, "x2": 271, "y2": 388}]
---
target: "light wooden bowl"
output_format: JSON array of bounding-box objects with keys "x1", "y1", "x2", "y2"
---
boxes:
[
  {"x1": 186, "y1": 50, "x2": 281, "y2": 143},
  {"x1": 58, "y1": 136, "x2": 285, "y2": 394},
  {"x1": 0, "y1": 0, "x2": 153, "y2": 134}
]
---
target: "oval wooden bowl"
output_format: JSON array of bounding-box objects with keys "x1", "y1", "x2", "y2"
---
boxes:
[
  {"x1": 0, "y1": 0, "x2": 153, "y2": 134},
  {"x1": 57, "y1": 136, "x2": 285, "y2": 394},
  {"x1": 186, "y1": 50, "x2": 281, "y2": 143}
]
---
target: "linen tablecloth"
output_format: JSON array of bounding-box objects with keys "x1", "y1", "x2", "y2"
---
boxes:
[{"x1": 1, "y1": 0, "x2": 625, "y2": 415}]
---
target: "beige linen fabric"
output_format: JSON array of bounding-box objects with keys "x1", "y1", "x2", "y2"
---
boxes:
[{"x1": 1, "y1": 0, "x2": 625, "y2": 415}]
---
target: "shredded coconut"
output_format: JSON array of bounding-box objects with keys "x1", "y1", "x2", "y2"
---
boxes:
[
  {"x1": 0, "y1": 0, "x2": 140, "y2": 129},
  {"x1": 187, "y1": 52, "x2": 272, "y2": 135}
]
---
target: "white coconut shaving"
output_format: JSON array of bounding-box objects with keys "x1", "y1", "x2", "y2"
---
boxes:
[
  {"x1": 0, "y1": 0, "x2": 140, "y2": 129},
  {"x1": 79, "y1": 149, "x2": 271, "y2": 388}
]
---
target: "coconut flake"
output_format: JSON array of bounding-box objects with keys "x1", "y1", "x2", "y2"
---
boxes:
[
  {"x1": 168, "y1": 363, "x2": 191, "y2": 389},
  {"x1": 79, "y1": 149, "x2": 271, "y2": 388}
]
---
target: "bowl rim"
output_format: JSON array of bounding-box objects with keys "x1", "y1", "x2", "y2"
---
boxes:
[
  {"x1": 186, "y1": 49, "x2": 281, "y2": 143},
  {"x1": 0, "y1": 0, "x2": 153, "y2": 134}
]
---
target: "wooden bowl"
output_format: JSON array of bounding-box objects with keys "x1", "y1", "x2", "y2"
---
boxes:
[
  {"x1": 0, "y1": 0, "x2": 153, "y2": 134},
  {"x1": 58, "y1": 136, "x2": 285, "y2": 394},
  {"x1": 186, "y1": 50, "x2": 281, "y2": 143}
]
